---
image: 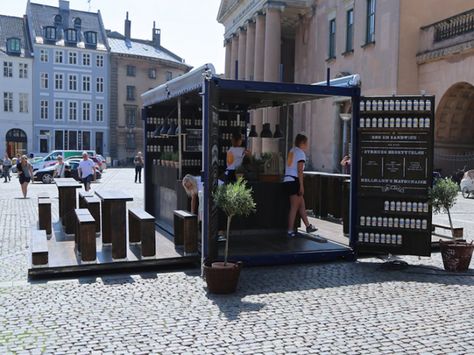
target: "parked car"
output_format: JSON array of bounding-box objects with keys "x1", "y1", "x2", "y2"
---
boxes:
[
  {"x1": 65, "y1": 156, "x2": 105, "y2": 172},
  {"x1": 33, "y1": 161, "x2": 101, "y2": 184},
  {"x1": 32, "y1": 150, "x2": 96, "y2": 171}
]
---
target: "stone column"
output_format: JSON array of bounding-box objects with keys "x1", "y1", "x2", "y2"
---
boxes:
[
  {"x1": 245, "y1": 21, "x2": 256, "y2": 80},
  {"x1": 252, "y1": 13, "x2": 266, "y2": 155},
  {"x1": 237, "y1": 28, "x2": 247, "y2": 80},
  {"x1": 230, "y1": 34, "x2": 239, "y2": 80},
  {"x1": 224, "y1": 39, "x2": 232, "y2": 79},
  {"x1": 262, "y1": 6, "x2": 282, "y2": 153}
]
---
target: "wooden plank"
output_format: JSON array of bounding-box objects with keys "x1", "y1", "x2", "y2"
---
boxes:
[
  {"x1": 38, "y1": 198, "x2": 52, "y2": 235},
  {"x1": 31, "y1": 229, "x2": 48, "y2": 265},
  {"x1": 129, "y1": 207, "x2": 154, "y2": 221},
  {"x1": 95, "y1": 190, "x2": 133, "y2": 201},
  {"x1": 84, "y1": 196, "x2": 101, "y2": 233}
]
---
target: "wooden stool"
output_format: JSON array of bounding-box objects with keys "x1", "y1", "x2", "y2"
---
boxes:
[
  {"x1": 128, "y1": 208, "x2": 155, "y2": 257},
  {"x1": 31, "y1": 229, "x2": 48, "y2": 266},
  {"x1": 38, "y1": 198, "x2": 52, "y2": 235},
  {"x1": 75, "y1": 209, "x2": 96, "y2": 262},
  {"x1": 84, "y1": 196, "x2": 101, "y2": 233},
  {"x1": 173, "y1": 210, "x2": 198, "y2": 254},
  {"x1": 37, "y1": 192, "x2": 50, "y2": 202},
  {"x1": 79, "y1": 191, "x2": 94, "y2": 209}
]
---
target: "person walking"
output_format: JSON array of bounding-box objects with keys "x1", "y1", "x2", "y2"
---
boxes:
[
  {"x1": 134, "y1": 151, "x2": 144, "y2": 183},
  {"x1": 78, "y1": 151, "x2": 96, "y2": 191},
  {"x1": 3, "y1": 154, "x2": 12, "y2": 182},
  {"x1": 53, "y1": 155, "x2": 67, "y2": 179},
  {"x1": 17, "y1": 155, "x2": 33, "y2": 198}
]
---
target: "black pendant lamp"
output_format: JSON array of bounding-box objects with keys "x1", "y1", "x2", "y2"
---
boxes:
[
  {"x1": 273, "y1": 124, "x2": 283, "y2": 138},
  {"x1": 248, "y1": 125, "x2": 258, "y2": 138},
  {"x1": 260, "y1": 123, "x2": 273, "y2": 138}
]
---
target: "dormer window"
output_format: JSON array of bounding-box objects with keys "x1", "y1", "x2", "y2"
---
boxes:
[
  {"x1": 84, "y1": 31, "x2": 97, "y2": 46},
  {"x1": 65, "y1": 29, "x2": 78, "y2": 44},
  {"x1": 74, "y1": 18, "x2": 81, "y2": 30},
  {"x1": 6, "y1": 38, "x2": 21, "y2": 55},
  {"x1": 54, "y1": 14, "x2": 62, "y2": 27},
  {"x1": 44, "y1": 26, "x2": 57, "y2": 41}
]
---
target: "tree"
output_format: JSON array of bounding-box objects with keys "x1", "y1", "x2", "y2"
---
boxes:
[{"x1": 429, "y1": 178, "x2": 459, "y2": 237}]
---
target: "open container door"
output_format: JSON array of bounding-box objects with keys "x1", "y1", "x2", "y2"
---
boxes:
[{"x1": 354, "y1": 95, "x2": 435, "y2": 256}]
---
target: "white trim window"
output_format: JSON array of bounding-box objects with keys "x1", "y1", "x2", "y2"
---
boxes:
[
  {"x1": 68, "y1": 74, "x2": 78, "y2": 91},
  {"x1": 19, "y1": 63, "x2": 28, "y2": 78},
  {"x1": 3, "y1": 92, "x2": 13, "y2": 112},
  {"x1": 40, "y1": 100, "x2": 48, "y2": 120},
  {"x1": 40, "y1": 72, "x2": 49, "y2": 89},
  {"x1": 19, "y1": 93, "x2": 29, "y2": 113},
  {"x1": 68, "y1": 101, "x2": 78, "y2": 121},
  {"x1": 68, "y1": 51, "x2": 77, "y2": 65},
  {"x1": 55, "y1": 100, "x2": 64, "y2": 120},
  {"x1": 3, "y1": 61, "x2": 13, "y2": 77},
  {"x1": 96, "y1": 77, "x2": 104, "y2": 93},
  {"x1": 55, "y1": 73, "x2": 64, "y2": 90},
  {"x1": 55, "y1": 50, "x2": 64, "y2": 64},
  {"x1": 82, "y1": 53, "x2": 91, "y2": 66},
  {"x1": 82, "y1": 75, "x2": 91, "y2": 92},
  {"x1": 40, "y1": 49, "x2": 48, "y2": 62},
  {"x1": 82, "y1": 102, "x2": 91, "y2": 121},
  {"x1": 96, "y1": 103, "x2": 104, "y2": 122},
  {"x1": 96, "y1": 54, "x2": 104, "y2": 67}
]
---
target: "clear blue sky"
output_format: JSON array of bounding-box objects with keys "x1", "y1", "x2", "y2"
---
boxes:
[{"x1": 3, "y1": 0, "x2": 225, "y2": 73}]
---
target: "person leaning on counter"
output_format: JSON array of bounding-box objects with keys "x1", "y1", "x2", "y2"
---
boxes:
[
  {"x1": 283, "y1": 133, "x2": 318, "y2": 237},
  {"x1": 224, "y1": 131, "x2": 250, "y2": 184}
]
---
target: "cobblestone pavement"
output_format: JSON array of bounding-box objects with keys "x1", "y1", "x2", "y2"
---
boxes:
[{"x1": 0, "y1": 169, "x2": 473, "y2": 354}]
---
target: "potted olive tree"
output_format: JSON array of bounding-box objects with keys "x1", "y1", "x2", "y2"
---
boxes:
[
  {"x1": 204, "y1": 178, "x2": 256, "y2": 294},
  {"x1": 430, "y1": 178, "x2": 473, "y2": 271}
]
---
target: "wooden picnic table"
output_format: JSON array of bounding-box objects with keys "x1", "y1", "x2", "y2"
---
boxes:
[
  {"x1": 95, "y1": 190, "x2": 133, "y2": 260},
  {"x1": 55, "y1": 178, "x2": 82, "y2": 234}
]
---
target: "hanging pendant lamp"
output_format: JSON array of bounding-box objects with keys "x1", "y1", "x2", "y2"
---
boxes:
[
  {"x1": 248, "y1": 124, "x2": 258, "y2": 137},
  {"x1": 273, "y1": 124, "x2": 283, "y2": 138},
  {"x1": 260, "y1": 123, "x2": 273, "y2": 138}
]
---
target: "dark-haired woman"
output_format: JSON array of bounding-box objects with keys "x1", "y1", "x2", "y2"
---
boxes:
[
  {"x1": 17, "y1": 155, "x2": 33, "y2": 198},
  {"x1": 283, "y1": 134, "x2": 317, "y2": 237},
  {"x1": 225, "y1": 131, "x2": 249, "y2": 184}
]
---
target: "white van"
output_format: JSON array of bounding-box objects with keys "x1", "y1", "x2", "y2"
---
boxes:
[{"x1": 32, "y1": 150, "x2": 96, "y2": 170}]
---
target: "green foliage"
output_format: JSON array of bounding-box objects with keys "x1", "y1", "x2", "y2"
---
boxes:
[
  {"x1": 429, "y1": 178, "x2": 459, "y2": 214},
  {"x1": 213, "y1": 177, "x2": 256, "y2": 218}
]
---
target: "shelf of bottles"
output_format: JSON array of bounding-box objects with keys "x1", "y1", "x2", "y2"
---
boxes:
[
  {"x1": 218, "y1": 112, "x2": 247, "y2": 175},
  {"x1": 356, "y1": 96, "x2": 434, "y2": 256}
]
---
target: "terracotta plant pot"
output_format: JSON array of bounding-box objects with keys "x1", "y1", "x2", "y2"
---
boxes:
[
  {"x1": 203, "y1": 261, "x2": 242, "y2": 294},
  {"x1": 440, "y1": 240, "x2": 474, "y2": 272}
]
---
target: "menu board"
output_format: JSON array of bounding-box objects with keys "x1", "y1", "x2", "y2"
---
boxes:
[{"x1": 356, "y1": 96, "x2": 434, "y2": 256}]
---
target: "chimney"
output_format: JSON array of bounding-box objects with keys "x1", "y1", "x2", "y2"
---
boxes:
[
  {"x1": 59, "y1": 0, "x2": 69, "y2": 12},
  {"x1": 152, "y1": 21, "x2": 161, "y2": 48},
  {"x1": 124, "y1": 12, "x2": 131, "y2": 39}
]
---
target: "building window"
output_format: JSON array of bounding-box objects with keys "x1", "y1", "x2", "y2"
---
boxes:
[
  {"x1": 55, "y1": 50, "x2": 64, "y2": 64},
  {"x1": 68, "y1": 101, "x2": 77, "y2": 121},
  {"x1": 19, "y1": 93, "x2": 28, "y2": 113},
  {"x1": 40, "y1": 73, "x2": 49, "y2": 89},
  {"x1": 366, "y1": 0, "x2": 376, "y2": 44},
  {"x1": 82, "y1": 75, "x2": 91, "y2": 92},
  {"x1": 55, "y1": 130, "x2": 63, "y2": 150},
  {"x1": 3, "y1": 61, "x2": 13, "y2": 77},
  {"x1": 19, "y1": 63, "x2": 28, "y2": 78},
  {"x1": 126, "y1": 133, "x2": 136, "y2": 150},
  {"x1": 68, "y1": 51, "x2": 77, "y2": 65},
  {"x1": 149, "y1": 68, "x2": 157, "y2": 79},
  {"x1": 96, "y1": 103, "x2": 104, "y2": 122},
  {"x1": 127, "y1": 65, "x2": 136, "y2": 77},
  {"x1": 125, "y1": 106, "x2": 137, "y2": 127},
  {"x1": 74, "y1": 18, "x2": 81, "y2": 29},
  {"x1": 82, "y1": 102, "x2": 91, "y2": 121},
  {"x1": 55, "y1": 73, "x2": 64, "y2": 90},
  {"x1": 96, "y1": 55, "x2": 104, "y2": 67},
  {"x1": 96, "y1": 77, "x2": 104, "y2": 93},
  {"x1": 345, "y1": 9, "x2": 354, "y2": 52},
  {"x1": 65, "y1": 29, "x2": 78, "y2": 44},
  {"x1": 84, "y1": 31, "x2": 97, "y2": 46},
  {"x1": 6, "y1": 38, "x2": 21, "y2": 54},
  {"x1": 3, "y1": 92, "x2": 13, "y2": 112},
  {"x1": 40, "y1": 100, "x2": 48, "y2": 120},
  {"x1": 44, "y1": 26, "x2": 57, "y2": 41},
  {"x1": 328, "y1": 19, "x2": 336, "y2": 59},
  {"x1": 68, "y1": 74, "x2": 77, "y2": 91},
  {"x1": 166, "y1": 71, "x2": 173, "y2": 81},
  {"x1": 82, "y1": 53, "x2": 91, "y2": 66},
  {"x1": 82, "y1": 131, "x2": 90, "y2": 150},
  {"x1": 68, "y1": 130, "x2": 77, "y2": 150},
  {"x1": 55, "y1": 101, "x2": 64, "y2": 120},
  {"x1": 40, "y1": 49, "x2": 48, "y2": 62},
  {"x1": 126, "y1": 86, "x2": 136, "y2": 101},
  {"x1": 54, "y1": 14, "x2": 62, "y2": 27}
]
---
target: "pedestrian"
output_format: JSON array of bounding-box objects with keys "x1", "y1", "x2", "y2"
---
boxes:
[
  {"x1": 53, "y1": 155, "x2": 66, "y2": 179},
  {"x1": 17, "y1": 155, "x2": 33, "y2": 198},
  {"x1": 78, "y1": 151, "x2": 96, "y2": 191},
  {"x1": 224, "y1": 131, "x2": 250, "y2": 184},
  {"x1": 3, "y1": 154, "x2": 12, "y2": 182},
  {"x1": 134, "y1": 151, "x2": 144, "y2": 183},
  {"x1": 283, "y1": 133, "x2": 317, "y2": 237},
  {"x1": 340, "y1": 154, "x2": 351, "y2": 174}
]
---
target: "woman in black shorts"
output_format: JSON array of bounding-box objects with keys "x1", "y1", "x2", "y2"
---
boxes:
[{"x1": 17, "y1": 155, "x2": 33, "y2": 198}]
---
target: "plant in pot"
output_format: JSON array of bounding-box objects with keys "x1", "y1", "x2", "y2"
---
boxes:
[
  {"x1": 430, "y1": 178, "x2": 473, "y2": 271},
  {"x1": 204, "y1": 177, "x2": 256, "y2": 294}
]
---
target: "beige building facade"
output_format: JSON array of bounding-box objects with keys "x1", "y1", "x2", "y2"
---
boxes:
[{"x1": 218, "y1": 0, "x2": 474, "y2": 173}]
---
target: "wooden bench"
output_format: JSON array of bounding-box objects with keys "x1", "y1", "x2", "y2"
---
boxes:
[
  {"x1": 432, "y1": 223, "x2": 464, "y2": 239},
  {"x1": 38, "y1": 198, "x2": 52, "y2": 235},
  {"x1": 173, "y1": 210, "x2": 198, "y2": 254},
  {"x1": 84, "y1": 196, "x2": 101, "y2": 233},
  {"x1": 79, "y1": 191, "x2": 94, "y2": 209},
  {"x1": 74, "y1": 209, "x2": 96, "y2": 262},
  {"x1": 128, "y1": 208, "x2": 155, "y2": 257},
  {"x1": 31, "y1": 229, "x2": 48, "y2": 266}
]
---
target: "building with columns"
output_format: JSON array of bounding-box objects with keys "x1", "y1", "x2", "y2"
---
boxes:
[{"x1": 218, "y1": 0, "x2": 474, "y2": 173}]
